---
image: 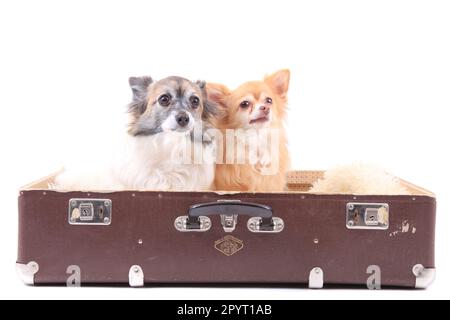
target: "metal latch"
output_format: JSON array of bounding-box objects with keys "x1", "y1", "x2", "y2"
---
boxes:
[
  {"x1": 69, "y1": 199, "x2": 112, "y2": 225},
  {"x1": 174, "y1": 216, "x2": 211, "y2": 232},
  {"x1": 221, "y1": 214, "x2": 238, "y2": 232},
  {"x1": 346, "y1": 203, "x2": 389, "y2": 230}
]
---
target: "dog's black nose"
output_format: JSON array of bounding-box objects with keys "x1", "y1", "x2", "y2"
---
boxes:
[
  {"x1": 259, "y1": 105, "x2": 270, "y2": 114},
  {"x1": 176, "y1": 112, "x2": 190, "y2": 127}
]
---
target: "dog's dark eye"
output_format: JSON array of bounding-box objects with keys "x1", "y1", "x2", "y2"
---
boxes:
[
  {"x1": 158, "y1": 94, "x2": 171, "y2": 107},
  {"x1": 240, "y1": 101, "x2": 251, "y2": 109},
  {"x1": 265, "y1": 97, "x2": 273, "y2": 104},
  {"x1": 190, "y1": 96, "x2": 200, "y2": 109}
]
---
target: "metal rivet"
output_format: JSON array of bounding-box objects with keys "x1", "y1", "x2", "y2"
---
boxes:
[
  {"x1": 348, "y1": 221, "x2": 354, "y2": 227},
  {"x1": 314, "y1": 238, "x2": 319, "y2": 244},
  {"x1": 353, "y1": 196, "x2": 357, "y2": 200},
  {"x1": 103, "y1": 217, "x2": 110, "y2": 224},
  {"x1": 301, "y1": 195, "x2": 306, "y2": 200},
  {"x1": 132, "y1": 193, "x2": 136, "y2": 197},
  {"x1": 412, "y1": 197, "x2": 416, "y2": 201},
  {"x1": 348, "y1": 204, "x2": 354, "y2": 210},
  {"x1": 138, "y1": 239, "x2": 143, "y2": 245},
  {"x1": 104, "y1": 201, "x2": 110, "y2": 207},
  {"x1": 158, "y1": 194, "x2": 163, "y2": 199},
  {"x1": 413, "y1": 264, "x2": 424, "y2": 276},
  {"x1": 314, "y1": 267, "x2": 321, "y2": 274},
  {"x1": 43, "y1": 192, "x2": 47, "y2": 195},
  {"x1": 133, "y1": 266, "x2": 140, "y2": 273}
]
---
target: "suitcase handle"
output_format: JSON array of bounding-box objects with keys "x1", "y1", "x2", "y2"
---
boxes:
[{"x1": 186, "y1": 201, "x2": 274, "y2": 231}]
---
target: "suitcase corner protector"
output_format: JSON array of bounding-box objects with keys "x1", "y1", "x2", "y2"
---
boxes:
[
  {"x1": 16, "y1": 261, "x2": 39, "y2": 285},
  {"x1": 413, "y1": 264, "x2": 436, "y2": 289}
]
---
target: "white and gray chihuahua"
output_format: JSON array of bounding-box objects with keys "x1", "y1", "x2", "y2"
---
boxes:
[{"x1": 54, "y1": 76, "x2": 219, "y2": 191}]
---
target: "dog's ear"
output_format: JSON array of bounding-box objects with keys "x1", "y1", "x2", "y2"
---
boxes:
[
  {"x1": 129, "y1": 76, "x2": 153, "y2": 101},
  {"x1": 196, "y1": 80, "x2": 207, "y2": 90},
  {"x1": 205, "y1": 83, "x2": 230, "y2": 105},
  {"x1": 264, "y1": 69, "x2": 290, "y2": 98},
  {"x1": 128, "y1": 76, "x2": 153, "y2": 115},
  {"x1": 196, "y1": 80, "x2": 226, "y2": 122}
]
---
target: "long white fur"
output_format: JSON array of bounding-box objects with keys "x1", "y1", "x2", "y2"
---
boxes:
[
  {"x1": 54, "y1": 130, "x2": 215, "y2": 191},
  {"x1": 309, "y1": 163, "x2": 410, "y2": 195}
]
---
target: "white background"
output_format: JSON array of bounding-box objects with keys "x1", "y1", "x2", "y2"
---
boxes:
[{"x1": 0, "y1": 0, "x2": 449, "y2": 300}]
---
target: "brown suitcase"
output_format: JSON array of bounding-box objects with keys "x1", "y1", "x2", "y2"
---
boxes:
[{"x1": 16, "y1": 171, "x2": 436, "y2": 289}]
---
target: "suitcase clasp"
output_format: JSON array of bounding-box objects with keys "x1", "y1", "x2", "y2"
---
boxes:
[
  {"x1": 68, "y1": 199, "x2": 112, "y2": 226},
  {"x1": 346, "y1": 203, "x2": 389, "y2": 230}
]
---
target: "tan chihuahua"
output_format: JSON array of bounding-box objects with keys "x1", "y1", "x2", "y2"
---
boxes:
[{"x1": 207, "y1": 70, "x2": 291, "y2": 192}]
